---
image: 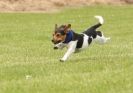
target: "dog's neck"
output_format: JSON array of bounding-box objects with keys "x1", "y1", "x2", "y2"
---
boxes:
[{"x1": 63, "y1": 30, "x2": 73, "y2": 43}]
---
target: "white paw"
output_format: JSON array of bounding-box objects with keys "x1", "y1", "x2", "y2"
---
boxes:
[{"x1": 60, "y1": 58, "x2": 66, "y2": 62}]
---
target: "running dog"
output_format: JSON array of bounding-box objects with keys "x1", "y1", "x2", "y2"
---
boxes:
[{"x1": 52, "y1": 16, "x2": 110, "y2": 62}]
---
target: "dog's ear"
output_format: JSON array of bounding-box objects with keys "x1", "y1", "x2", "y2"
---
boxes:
[
  {"x1": 55, "y1": 24, "x2": 58, "y2": 32},
  {"x1": 64, "y1": 24, "x2": 71, "y2": 33}
]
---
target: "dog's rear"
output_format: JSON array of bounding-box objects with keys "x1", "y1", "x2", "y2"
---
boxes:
[
  {"x1": 95, "y1": 16, "x2": 110, "y2": 43},
  {"x1": 83, "y1": 16, "x2": 110, "y2": 43}
]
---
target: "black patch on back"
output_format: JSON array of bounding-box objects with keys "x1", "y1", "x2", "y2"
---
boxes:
[
  {"x1": 96, "y1": 31, "x2": 102, "y2": 36},
  {"x1": 88, "y1": 37, "x2": 92, "y2": 44},
  {"x1": 83, "y1": 31, "x2": 97, "y2": 38},
  {"x1": 83, "y1": 23, "x2": 102, "y2": 39},
  {"x1": 72, "y1": 32, "x2": 84, "y2": 49}
]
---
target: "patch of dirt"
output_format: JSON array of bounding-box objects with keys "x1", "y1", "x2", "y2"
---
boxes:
[{"x1": 0, "y1": 0, "x2": 132, "y2": 12}]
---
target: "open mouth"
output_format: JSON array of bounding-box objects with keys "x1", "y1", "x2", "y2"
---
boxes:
[
  {"x1": 53, "y1": 42, "x2": 65, "y2": 50},
  {"x1": 54, "y1": 40, "x2": 62, "y2": 44},
  {"x1": 53, "y1": 42, "x2": 60, "y2": 50}
]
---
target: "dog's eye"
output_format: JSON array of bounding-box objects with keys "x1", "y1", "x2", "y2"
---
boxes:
[{"x1": 56, "y1": 34, "x2": 61, "y2": 37}]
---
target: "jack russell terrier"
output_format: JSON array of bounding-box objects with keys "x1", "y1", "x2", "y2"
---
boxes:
[{"x1": 52, "y1": 16, "x2": 110, "y2": 62}]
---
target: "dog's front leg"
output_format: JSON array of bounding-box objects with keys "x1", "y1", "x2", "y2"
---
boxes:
[{"x1": 60, "y1": 41, "x2": 77, "y2": 62}]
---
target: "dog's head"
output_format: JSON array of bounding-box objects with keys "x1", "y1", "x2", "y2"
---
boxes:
[{"x1": 51, "y1": 24, "x2": 71, "y2": 44}]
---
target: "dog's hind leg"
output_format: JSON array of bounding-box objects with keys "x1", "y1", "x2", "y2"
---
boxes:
[{"x1": 95, "y1": 32, "x2": 110, "y2": 44}]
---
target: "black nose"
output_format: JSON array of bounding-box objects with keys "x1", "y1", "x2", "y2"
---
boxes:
[{"x1": 51, "y1": 39, "x2": 54, "y2": 43}]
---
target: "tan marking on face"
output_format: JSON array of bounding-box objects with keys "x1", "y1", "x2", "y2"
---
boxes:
[{"x1": 52, "y1": 32, "x2": 66, "y2": 44}]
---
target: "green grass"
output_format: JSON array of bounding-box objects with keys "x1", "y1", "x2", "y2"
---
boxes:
[{"x1": 0, "y1": 5, "x2": 133, "y2": 93}]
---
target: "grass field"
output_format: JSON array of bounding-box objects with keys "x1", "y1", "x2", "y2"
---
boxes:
[{"x1": 0, "y1": 5, "x2": 133, "y2": 93}]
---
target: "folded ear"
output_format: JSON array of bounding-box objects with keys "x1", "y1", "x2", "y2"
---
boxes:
[
  {"x1": 55, "y1": 24, "x2": 58, "y2": 32},
  {"x1": 64, "y1": 24, "x2": 71, "y2": 33},
  {"x1": 67, "y1": 24, "x2": 71, "y2": 28}
]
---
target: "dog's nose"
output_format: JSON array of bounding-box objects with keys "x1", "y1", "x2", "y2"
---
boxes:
[{"x1": 51, "y1": 39, "x2": 54, "y2": 43}]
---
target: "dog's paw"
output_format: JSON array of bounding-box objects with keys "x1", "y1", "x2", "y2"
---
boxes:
[{"x1": 60, "y1": 58, "x2": 66, "y2": 62}]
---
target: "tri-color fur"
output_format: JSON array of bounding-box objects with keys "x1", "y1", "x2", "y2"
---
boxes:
[{"x1": 52, "y1": 16, "x2": 110, "y2": 62}]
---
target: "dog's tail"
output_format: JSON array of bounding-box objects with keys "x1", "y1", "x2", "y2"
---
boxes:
[
  {"x1": 83, "y1": 15, "x2": 104, "y2": 35},
  {"x1": 95, "y1": 15, "x2": 104, "y2": 25},
  {"x1": 88, "y1": 16, "x2": 104, "y2": 30}
]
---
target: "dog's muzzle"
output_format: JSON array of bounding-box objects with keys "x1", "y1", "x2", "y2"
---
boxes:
[{"x1": 51, "y1": 39, "x2": 62, "y2": 44}]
